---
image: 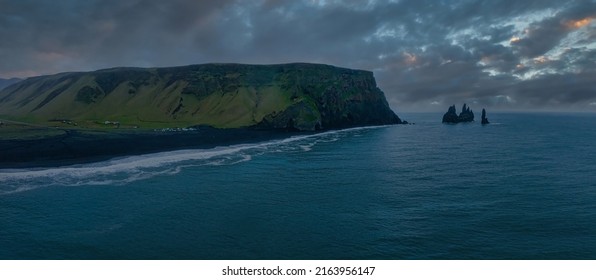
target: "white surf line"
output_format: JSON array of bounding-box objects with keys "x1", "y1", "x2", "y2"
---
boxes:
[
  {"x1": 0, "y1": 125, "x2": 390, "y2": 194},
  {"x1": 1, "y1": 125, "x2": 389, "y2": 175}
]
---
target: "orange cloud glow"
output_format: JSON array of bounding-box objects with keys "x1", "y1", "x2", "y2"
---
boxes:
[{"x1": 565, "y1": 17, "x2": 592, "y2": 29}]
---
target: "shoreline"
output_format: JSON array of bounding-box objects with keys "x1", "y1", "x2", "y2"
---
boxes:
[{"x1": 0, "y1": 126, "x2": 312, "y2": 169}]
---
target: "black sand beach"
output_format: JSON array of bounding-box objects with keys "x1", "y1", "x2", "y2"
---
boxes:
[{"x1": 0, "y1": 127, "x2": 304, "y2": 168}]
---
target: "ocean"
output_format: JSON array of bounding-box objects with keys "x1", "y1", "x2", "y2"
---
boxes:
[{"x1": 1, "y1": 112, "x2": 596, "y2": 259}]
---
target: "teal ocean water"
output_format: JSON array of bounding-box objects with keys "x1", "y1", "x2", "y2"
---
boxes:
[{"x1": 1, "y1": 112, "x2": 596, "y2": 259}]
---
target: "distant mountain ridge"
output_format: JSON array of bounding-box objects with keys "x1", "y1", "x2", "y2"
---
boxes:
[
  {"x1": 0, "y1": 78, "x2": 22, "y2": 90},
  {"x1": 0, "y1": 63, "x2": 403, "y2": 131}
]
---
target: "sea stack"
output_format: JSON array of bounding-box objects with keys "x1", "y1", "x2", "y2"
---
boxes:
[
  {"x1": 442, "y1": 103, "x2": 474, "y2": 123},
  {"x1": 481, "y1": 108, "x2": 490, "y2": 125}
]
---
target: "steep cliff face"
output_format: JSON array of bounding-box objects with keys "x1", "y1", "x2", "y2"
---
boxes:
[
  {"x1": 251, "y1": 64, "x2": 403, "y2": 130},
  {"x1": 0, "y1": 63, "x2": 402, "y2": 131}
]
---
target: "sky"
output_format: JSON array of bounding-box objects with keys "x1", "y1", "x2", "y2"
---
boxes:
[{"x1": 1, "y1": 0, "x2": 595, "y2": 112}]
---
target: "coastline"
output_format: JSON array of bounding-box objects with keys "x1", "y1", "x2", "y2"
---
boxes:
[{"x1": 0, "y1": 126, "x2": 311, "y2": 169}]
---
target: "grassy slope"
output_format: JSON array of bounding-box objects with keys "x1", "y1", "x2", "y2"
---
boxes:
[
  {"x1": 0, "y1": 71, "x2": 293, "y2": 129},
  {"x1": 0, "y1": 63, "x2": 398, "y2": 131}
]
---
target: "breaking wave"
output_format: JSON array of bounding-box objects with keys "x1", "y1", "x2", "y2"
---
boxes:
[{"x1": 0, "y1": 126, "x2": 386, "y2": 195}]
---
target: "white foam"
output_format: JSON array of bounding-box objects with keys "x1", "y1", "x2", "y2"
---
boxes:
[
  {"x1": 0, "y1": 125, "x2": 387, "y2": 195},
  {"x1": 299, "y1": 144, "x2": 313, "y2": 151}
]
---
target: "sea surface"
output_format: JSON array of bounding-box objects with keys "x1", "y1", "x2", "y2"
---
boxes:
[{"x1": 1, "y1": 112, "x2": 596, "y2": 259}]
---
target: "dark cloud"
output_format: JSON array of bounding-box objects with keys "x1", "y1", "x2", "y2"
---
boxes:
[{"x1": 0, "y1": 0, "x2": 595, "y2": 111}]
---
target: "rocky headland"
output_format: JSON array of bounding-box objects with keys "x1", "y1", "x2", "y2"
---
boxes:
[
  {"x1": 0, "y1": 63, "x2": 403, "y2": 131},
  {"x1": 0, "y1": 63, "x2": 404, "y2": 167}
]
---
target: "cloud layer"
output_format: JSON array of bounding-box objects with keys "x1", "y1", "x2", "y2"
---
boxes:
[{"x1": 1, "y1": 0, "x2": 595, "y2": 111}]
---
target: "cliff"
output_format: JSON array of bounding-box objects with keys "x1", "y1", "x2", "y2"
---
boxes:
[{"x1": 0, "y1": 63, "x2": 403, "y2": 131}]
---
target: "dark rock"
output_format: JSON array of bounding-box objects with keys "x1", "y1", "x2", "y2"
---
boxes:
[
  {"x1": 442, "y1": 105, "x2": 459, "y2": 123},
  {"x1": 442, "y1": 103, "x2": 475, "y2": 123},
  {"x1": 459, "y1": 103, "x2": 474, "y2": 122},
  {"x1": 481, "y1": 108, "x2": 490, "y2": 125}
]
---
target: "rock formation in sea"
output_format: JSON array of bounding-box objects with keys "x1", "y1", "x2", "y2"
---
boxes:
[
  {"x1": 0, "y1": 63, "x2": 404, "y2": 131},
  {"x1": 442, "y1": 105, "x2": 459, "y2": 123},
  {"x1": 481, "y1": 108, "x2": 490, "y2": 125},
  {"x1": 442, "y1": 103, "x2": 474, "y2": 123}
]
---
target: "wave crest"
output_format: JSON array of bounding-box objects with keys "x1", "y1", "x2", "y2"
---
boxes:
[{"x1": 0, "y1": 126, "x2": 386, "y2": 195}]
